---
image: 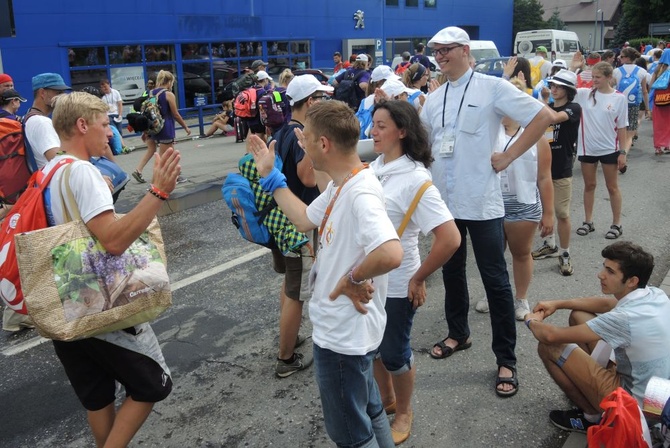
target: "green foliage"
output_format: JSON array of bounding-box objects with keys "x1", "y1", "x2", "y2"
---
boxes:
[
  {"x1": 547, "y1": 9, "x2": 565, "y2": 31},
  {"x1": 617, "y1": 0, "x2": 670, "y2": 45},
  {"x1": 513, "y1": 0, "x2": 552, "y2": 42}
]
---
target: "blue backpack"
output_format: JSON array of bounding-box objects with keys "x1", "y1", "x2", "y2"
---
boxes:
[
  {"x1": 617, "y1": 66, "x2": 642, "y2": 105},
  {"x1": 355, "y1": 100, "x2": 374, "y2": 139},
  {"x1": 221, "y1": 153, "x2": 308, "y2": 254}
]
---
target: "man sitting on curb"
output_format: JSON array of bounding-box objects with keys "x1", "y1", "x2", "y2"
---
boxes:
[{"x1": 524, "y1": 241, "x2": 670, "y2": 433}]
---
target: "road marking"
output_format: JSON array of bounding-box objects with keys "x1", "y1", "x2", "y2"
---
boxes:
[{"x1": 1, "y1": 247, "x2": 270, "y2": 357}]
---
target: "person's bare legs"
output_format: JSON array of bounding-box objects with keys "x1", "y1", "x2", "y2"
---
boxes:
[
  {"x1": 278, "y1": 287, "x2": 303, "y2": 360},
  {"x1": 557, "y1": 216, "x2": 571, "y2": 250},
  {"x1": 580, "y1": 162, "x2": 598, "y2": 224},
  {"x1": 87, "y1": 403, "x2": 115, "y2": 448},
  {"x1": 134, "y1": 137, "x2": 156, "y2": 175},
  {"x1": 389, "y1": 368, "x2": 415, "y2": 433},
  {"x1": 504, "y1": 220, "x2": 537, "y2": 300},
  {"x1": 601, "y1": 163, "x2": 622, "y2": 226},
  {"x1": 373, "y1": 359, "x2": 395, "y2": 409},
  {"x1": 101, "y1": 397, "x2": 153, "y2": 448}
]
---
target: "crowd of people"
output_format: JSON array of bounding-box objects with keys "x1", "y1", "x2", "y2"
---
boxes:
[{"x1": 2, "y1": 27, "x2": 670, "y2": 448}]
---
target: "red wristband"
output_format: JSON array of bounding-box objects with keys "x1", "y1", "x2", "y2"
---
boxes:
[{"x1": 148, "y1": 184, "x2": 169, "y2": 200}]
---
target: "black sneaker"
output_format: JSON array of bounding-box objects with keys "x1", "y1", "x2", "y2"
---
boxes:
[
  {"x1": 549, "y1": 409, "x2": 599, "y2": 433},
  {"x1": 275, "y1": 352, "x2": 313, "y2": 378}
]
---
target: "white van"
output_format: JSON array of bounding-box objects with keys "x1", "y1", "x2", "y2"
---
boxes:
[
  {"x1": 514, "y1": 30, "x2": 582, "y2": 62},
  {"x1": 468, "y1": 40, "x2": 500, "y2": 61}
]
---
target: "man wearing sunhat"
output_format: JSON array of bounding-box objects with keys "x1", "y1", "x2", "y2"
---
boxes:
[
  {"x1": 532, "y1": 69, "x2": 582, "y2": 278},
  {"x1": 0, "y1": 88, "x2": 27, "y2": 119},
  {"x1": 420, "y1": 26, "x2": 554, "y2": 398},
  {"x1": 24, "y1": 73, "x2": 71, "y2": 170}
]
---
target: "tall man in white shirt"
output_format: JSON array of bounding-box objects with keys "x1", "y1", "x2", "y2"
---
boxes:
[{"x1": 420, "y1": 26, "x2": 554, "y2": 397}]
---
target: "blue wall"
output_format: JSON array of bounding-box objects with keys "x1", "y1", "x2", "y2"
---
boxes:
[{"x1": 1, "y1": 0, "x2": 513, "y2": 112}]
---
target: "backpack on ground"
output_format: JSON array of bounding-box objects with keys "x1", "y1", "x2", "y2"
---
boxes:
[
  {"x1": 530, "y1": 59, "x2": 544, "y2": 88},
  {"x1": 0, "y1": 112, "x2": 32, "y2": 205},
  {"x1": 618, "y1": 66, "x2": 642, "y2": 105},
  {"x1": 221, "y1": 153, "x2": 308, "y2": 254},
  {"x1": 0, "y1": 158, "x2": 74, "y2": 314},
  {"x1": 140, "y1": 89, "x2": 167, "y2": 136},
  {"x1": 587, "y1": 387, "x2": 652, "y2": 448},
  {"x1": 234, "y1": 87, "x2": 260, "y2": 118},
  {"x1": 258, "y1": 89, "x2": 288, "y2": 129},
  {"x1": 219, "y1": 73, "x2": 256, "y2": 102},
  {"x1": 334, "y1": 70, "x2": 366, "y2": 110},
  {"x1": 395, "y1": 62, "x2": 411, "y2": 75}
]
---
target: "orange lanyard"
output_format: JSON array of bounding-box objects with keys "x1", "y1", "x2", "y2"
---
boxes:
[{"x1": 318, "y1": 165, "x2": 368, "y2": 238}]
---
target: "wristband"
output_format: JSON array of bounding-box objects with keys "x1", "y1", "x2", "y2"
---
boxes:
[
  {"x1": 619, "y1": 150, "x2": 627, "y2": 156},
  {"x1": 259, "y1": 167, "x2": 288, "y2": 193},
  {"x1": 148, "y1": 184, "x2": 169, "y2": 200},
  {"x1": 525, "y1": 318, "x2": 538, "y2": 330},
  {"x1": 348, "y1": 269, "x2": 368, "y2": 285}
]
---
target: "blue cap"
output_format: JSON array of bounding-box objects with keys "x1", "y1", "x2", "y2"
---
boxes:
[{"x1": 32, "y1": 73, "x2": 71, "y2": 92}]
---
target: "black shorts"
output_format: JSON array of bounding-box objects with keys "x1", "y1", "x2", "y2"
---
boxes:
[
  {"x1": 578, "y1": 151, "x2": 620, "y2": 165},
  {"x1": 53, "y1": 337, "x2": 172, "y2": 411}
]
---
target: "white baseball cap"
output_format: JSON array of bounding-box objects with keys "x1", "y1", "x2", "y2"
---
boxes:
[
  {"x1": 381, "y1": 79, "x2": 413, "y2": 98},
  {"x1": 370, "y1": 65, "x2": 400, "y2": 83},
  {"x1": 356, "y1": 54, "x2": 369, "y2": 62},
  {"x1": 286, "y1": 74, "x2": 334, "y2": 106},
  {"x1": 428, "y1": 26, "x2": 471, "y2": 48},
  {"x1": 552, "y1": 59, "x2": 567, "y2": 69},
  {"x1": 256, "y1": 71, "x2": 270, "y2": 81}
]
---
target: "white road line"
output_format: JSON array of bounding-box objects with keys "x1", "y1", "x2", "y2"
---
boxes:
[{"x1": 1, "y1": 247, "x2": 269, "y2": 357}]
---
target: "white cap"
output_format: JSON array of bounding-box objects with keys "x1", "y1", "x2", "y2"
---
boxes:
[
  {"x1": 286, "y1": 74, "x2": 334, "y2": 106},
  {"x1": 356, "y1": 54, "x2": 369, "y2": 62},
  {"x1": 370, "y1": 65, "x2": 400, "y2": 82},
  {"x1": 548, "y1": 69, "x2": 577, "y2": 91},
  {"x1": 427, "y1": 26, "x2": 471, "y2": 48},
  {"x1": 552, "y1": 59, "x2": 567, "y2": 69},
  {"x1": 381, "y1": 79, "x2": 413, "y2": 98},
  {"x1": 256, "y1": 71, "x2": 270, "y2": 81}
]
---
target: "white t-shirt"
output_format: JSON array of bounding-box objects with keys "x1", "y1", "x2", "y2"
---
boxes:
[
  {"x1": 369, "y1": 154, "x2": 453, "y2": 297},
  {"x1": 574, "y1": 88, "x2": 628, "y2": 156},
  {"x1": 420, "y1": 69, "x2": 544, "y2": 220},
  {"x1": 24, "y1": 114, "x2": 60, "y2": 169},
  {"x1": 305, "y1": 168, "x2": 398, "y2": 356},
  {"x1": 102, "y1": 88, "x2": 123, "y2": 115},
  {"x1": 586, "y1": 287, "x2": 670, "y2": 405},
  {"x1": 498, "y1": 126, "x2": 538, "y2": 204}
]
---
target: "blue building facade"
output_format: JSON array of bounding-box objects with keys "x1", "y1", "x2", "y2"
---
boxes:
[{"x1": 0, "y1": 0, "x2": 513, "y2": 113}]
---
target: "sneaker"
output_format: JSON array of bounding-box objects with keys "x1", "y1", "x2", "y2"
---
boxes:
[
  {"x1": 559, "y1": 252, "x2": 574, "y2": 276},
  {"x1": 176, "y1": 175, "x2": 188, "y2": 184},
  {"x1": 531, "y1": 241, "x2": 559, "y2": 260},
  {"x1": 549, "y1": 409, "x2": 599, "y2": 433},
  {"x1": 275, "y1": 352, "x2": 313, "y2": 378},
  {"x1": 122, "y1": 146, "x2": 135, "y2": 154},
  {"x1": 514, "y1": 299, "x2": 530, "y2": 321},
  {"x1": 132, "y1": 171, "x2": 146, "y2": 184},
  {"x1": 475, "y1": 299, "x2": 489, "y2": 313}
]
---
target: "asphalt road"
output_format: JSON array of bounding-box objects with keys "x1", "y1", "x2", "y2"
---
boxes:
[{"x1": 1, "y1": 119, "x2": 669, "y2": 447}]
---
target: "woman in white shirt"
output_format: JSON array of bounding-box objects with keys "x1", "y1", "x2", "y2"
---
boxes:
[
  {"x1": 573, "y1": 62, "x2": 628, "y2": 240},
  {"x1": 369, "y1": 100, "x2": 460, "y2": 445},
  {"x1": 400, "y1": 63, "x2": 428, "y2": 112}
]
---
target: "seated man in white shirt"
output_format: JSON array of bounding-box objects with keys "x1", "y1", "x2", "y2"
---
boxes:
[{"x1": 524, "y1": 241, "x2": 670, "y2": 433}]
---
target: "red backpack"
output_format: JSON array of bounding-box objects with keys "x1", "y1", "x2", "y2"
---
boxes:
[
  {"x1": 234, "y1": 87, "x2": 260, "y2": 118},
  {"x1": 0, "y1": 112, "x2": 32, "y2": 205},
  {"x1": 0, "y1": 158, "x2": 73, "y2": 314},
  {"x1": 587, "y1": 387, "x2": 652, "y2": 448},
  {"x1": 395, "y1": 61, "x2": 411, "y2": 75}
]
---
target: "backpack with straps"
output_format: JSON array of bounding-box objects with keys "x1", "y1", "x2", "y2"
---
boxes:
[
  {"x1": 0, "y1": 158, "x2": 74, "y2": 314},
  {"x1": 140, "y1": 89, "x2": 167, "y2": 136},
  {"x1": 257, "y1": 89, "x2": 289, "y2": 129},
  {"x1": 587, "y1": 387, "x2": 652, "y2": 448},
  {"x1": 530, "y1": 59, "x2": 544, "y2": 88},
  {"x1": 395, "y1": 62, "x2": 411, "y2": 75},
  {"x1": 234, "y1": 87, "x2": 260, "y2": 118},
  {"x1": 221, "y1": 153, "x2": 308, "y2": 254},
  {"x1": 618, "y1": 66, "x2": 642, "y2": 105},
  {"x1": 334, "y1": 70, "x2": 366, "y2": 110},
  {"x1": 0, "y1": 112, "x2": 32, "y2": 205}
]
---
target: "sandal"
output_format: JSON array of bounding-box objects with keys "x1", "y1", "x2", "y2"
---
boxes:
[
  {"x1": 495, "y1": 365, "x2": 518, "y2": 398},
  {"x1": 575, "y1": 221, "x2": 594, "y2": 236},
  {"x1": 605, "y1": 224, "x2": 623, "y2": 240},
  {"x1": 429, "y1": 337, "x2": 472, "y2": 359}
]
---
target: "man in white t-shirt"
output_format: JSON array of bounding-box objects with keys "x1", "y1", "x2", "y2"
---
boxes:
[
  {"x1": 613, "y1": 47, "x2": 650, "y2": 154},
  {"x1": 248, "y1": 100, "x2": 403, "y2": 448},
  {"x1": 529, "y1": 46, "x2": 553, "y2": 86},
  {"x1": 100, "y1": 79, "x2": 124, "y2": 134},
  {"x1": 420, "y1": 26, "x2": 554, "y2": 398},
  {"x1": 44, "y1": 91, "x2": 180, "y2": 447},
  {"x1": 524, "y1": 241, "x2": 670, "y2": 433}
]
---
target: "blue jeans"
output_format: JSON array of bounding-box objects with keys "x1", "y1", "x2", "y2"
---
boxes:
[
  {"x1": 442, "y1": 217, "x2": 517, "y2": 367},
  {"x1": 314, "y1": 345, "x2": 394, "y2": 448},
  {"x1": 378, "y1": 296, "x2": 415, "y2": 374},
  {"x1": 109, "y1": 114, "x2": 123, "y2": 134}
]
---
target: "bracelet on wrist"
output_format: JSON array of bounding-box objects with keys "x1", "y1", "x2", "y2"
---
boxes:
[
  {"x1": 348, "y1": 269, "x2": 368, "y2": 285},
  {"x1": 525, "y1": 318, "x2": 538, "y2": 330},
  {"x1": 619, "y1": 150, "x2": 627, "y2": 156},
  {"x1": 148, "y1": 184, "x2": 169, "y2": 200}
]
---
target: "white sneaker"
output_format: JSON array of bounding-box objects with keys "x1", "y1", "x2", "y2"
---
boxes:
[
  {"x1": 514, "y1": 299, "x2": 530, "y2": 321},
  {"x1": 475, "y1": 299, "x2": 489, "y2": 313}
]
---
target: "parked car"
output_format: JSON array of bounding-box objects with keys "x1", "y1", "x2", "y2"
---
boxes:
[
  {"x1": 115, "y1": 82, "x2": 144, "y2": 104},
  {"x1": 473, "y1": 57, "x2": 511, "y2": 78},
  {"x1": 293, "y1": 68, "x2": 331, "y2": 85}
]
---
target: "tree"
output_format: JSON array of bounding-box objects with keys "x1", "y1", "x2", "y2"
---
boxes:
[
  {"x1": 513, "y1": 0, "x2": 551, "y2": 43},
  {"x1": 617, "y1": 0, "x2": 670, "y2": 43},
  {"x1": 547, "y1": 9, "x2": 565, "y2": 31}
]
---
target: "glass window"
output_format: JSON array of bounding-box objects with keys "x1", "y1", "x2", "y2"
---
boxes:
[
  {"x1": 183, "y1": 61, "x2": 213, "y2": 107},
  {"x1": 407, "y1": 0, "x2": 418, "y2": 6},
  {"x1": 239, "y1": 41, "x2": 262, "y2": 57},
  {"x1": 70, "y1": 68, "x2": 107, "y2": 92},
  {"x1": 267, "y1": 58, "x2": 290, "y2": 77},
  {"x1": 181, "y1": 43, "x2": 210, "y2": 60},
  {"x1": 109, "y1": 45, "x2": 142, "y2": 64},
  {"x1": 68, "y1": 47, "x2": 105, "y2": 67},
  {"x1": 212, "y1": 42, "x2": 238, "y2": 59},
  {"x1": 386, "y1": 0, "x2": 399, "y2": 5},
  {"x1": 145, "y1": 44, "x2": 175, "y2": 62},
  {"x1": 425, "y1": 0, "x2": 436, "y2": 7}
]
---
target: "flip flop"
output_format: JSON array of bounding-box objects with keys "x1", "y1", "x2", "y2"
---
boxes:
[{"x1": 429, "y1": 338, "x2": 472, "y2": 359}]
